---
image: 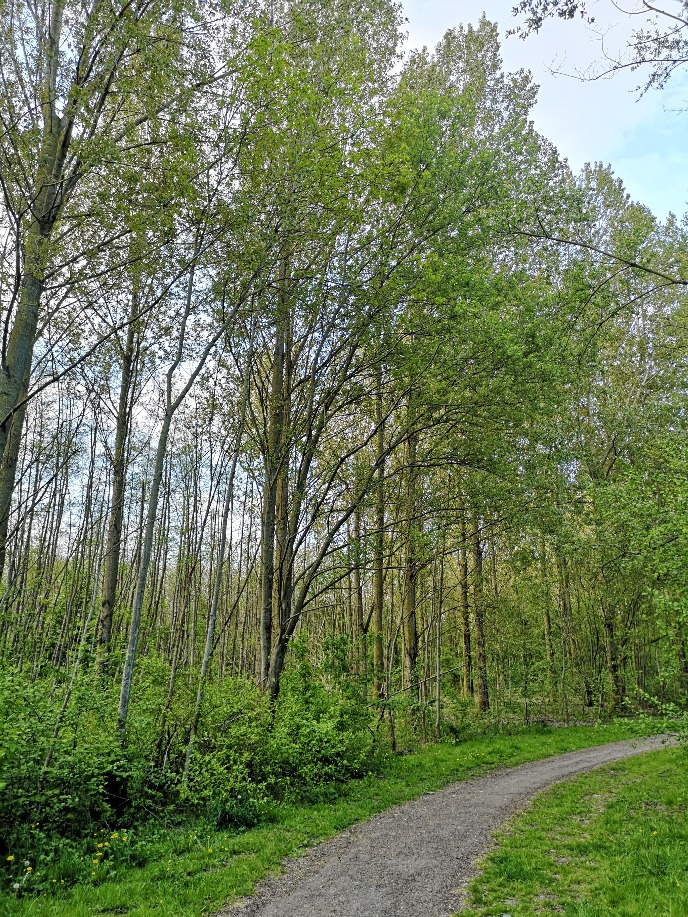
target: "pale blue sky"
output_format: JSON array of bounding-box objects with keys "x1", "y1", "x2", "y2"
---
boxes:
[{"x1": 402, "y1": 0, "x2": 688, "y2": 221}]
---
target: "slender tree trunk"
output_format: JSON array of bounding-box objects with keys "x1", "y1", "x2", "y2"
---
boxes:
[
  {"x1": 602, "y1": 603, "x2": 622, "y2": 712},
  {"x1": 402, "y1": 422, "x2": 418, "y2": 694},
  {"x1": 472, "y1": 518, "x2": 489, "y2": 712},
  {"x1": 489, "y1": 528, "x2": 498, "y2": 598},
  {"x1": 0, "y1": 389, "x2": 28, "y2": 581},
  {"x1": 557, "y1": 553, "x2": 584, "y2": 711},
  {"x1": 352, "y1": 505, "x2": 365, "y2": 674},
  {"x1": 434, "y1": 544, "x2": 444, "y2": 738},
  {"x1": 539, "y1": 536, "x2": 556, "y2": 702},
  {"x1": 543, "y1": 601, "x2": 556, "y2": 702},
  {"x1": 460, "y1": 512, "x2": 473, "y2": 698},
  {"x1": 260, "y1": 309, "x2": 286, "y2": 685},
  {"x1": 271, "y1": 313, "x2": 291, "y2": 680},
  {"x1": 372, "y1": 383, "x2": 385, "y2": 700},
  {"x1": 97, "y1": 304, "x2": 138, "y2": 668}
]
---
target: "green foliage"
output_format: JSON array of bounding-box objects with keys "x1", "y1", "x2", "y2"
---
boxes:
[
  {"x1": 0, "y1": 667, "x2": 124, "y2": 847},
  {"x1": 626, "y1": 693, "x2": 688, "y2": 746},
  {"x1": 182, "y1": 678, "x2": 273, "y2": 828},
  {"x1": 0, "y1": 723, "x2": 648, "y2": 913},
  {"x1": 266, "y1": 639, "x2": 378, "y2": 797},
  {"x1": 0, "y1": 649, "x2": 381, "y2": 896}
]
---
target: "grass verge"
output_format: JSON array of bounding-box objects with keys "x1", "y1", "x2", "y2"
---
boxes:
[
  {"x1": 0, "y1": 722, "x2": 658, "y2": 917},
  {"x1": 460, "y1": 745, "x2": 687, "y2": 917}
]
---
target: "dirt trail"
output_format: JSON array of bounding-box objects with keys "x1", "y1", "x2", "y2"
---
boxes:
[{"x1": 217, "y1": 736, "x2": 671, "y2": 917}]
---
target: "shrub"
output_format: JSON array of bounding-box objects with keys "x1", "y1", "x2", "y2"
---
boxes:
[
  {"x1": 0, "y1": 648, "x2": 382, "y2": 896},
  {"x1": 265, "y1": 640, "x2": 379, "y2": 797}
]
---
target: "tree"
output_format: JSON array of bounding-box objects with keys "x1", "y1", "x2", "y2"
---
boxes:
[
  {"x1": 0, "y1": 0, "x2": 249, "y2": 571},
  {"x1": 511, "y1": 0, "x2": 688, "y2": 91}
]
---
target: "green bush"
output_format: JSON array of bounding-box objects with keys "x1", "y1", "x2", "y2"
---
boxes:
[
  {"x1": 183, "y1": 677, "x2": 273, "y2": 827},
  {"x1": 0, "y1": 667, "x2": 124, "y2": 847},
  {"x1": 185, "y1": 646, "x2": 380, "y2": 808},
  {"x1": 0, "y1": 648, "x2": 382, "y2": 897},
  {"x1": 266, "y1": 641, "x2": 379, "y2": 797}
]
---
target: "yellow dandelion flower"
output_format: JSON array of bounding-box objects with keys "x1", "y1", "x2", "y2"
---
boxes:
[{"x1": 6, "y1": 855, "x2": 14, "y2": 862}]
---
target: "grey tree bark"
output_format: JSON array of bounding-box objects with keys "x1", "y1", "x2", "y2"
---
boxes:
[
  {"x1": 117, "y1": 260, "x2": 245, "y2": 734},
  {"x1": 472, "y1": 517, "x2": 489, "y2": 712},
  {"x1": 97, "y1": 301, "x2": 139, "y2": 668},
  {"x1": 182, "y1": 330, "x2": 253, "y2": 781}
]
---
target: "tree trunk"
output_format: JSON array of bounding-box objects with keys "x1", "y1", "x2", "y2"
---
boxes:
[
  {"x1": 260, "y1": 308, "x2": 286, "y2": 686},
  {"x1": 352, "y1": 505, "x2": 365, "y2": 674},
  {"x1": 0, "y1": 390, "x2": 28, "y2": 580},
  {"x1": 434, "y1": 543, "x2": 444, "y2": 738},
  {"x1": 460, "y1": 512, "x2": 473, "y2": 698},
  {"x1": 540, "y1": 535, "x2": 556, "y2": 702},
  {"x1": 472, "y1": 518, "x2": 489, "y2": 712},
  {"x1": 402, "y1": 422, "x2": 418, "y2": 694},
  {"x1": 602, "y1": 604, "x2": 623, "y2": 712},
  {"x1": 271, "y1": 313, "x2": 292, "y2": 681},
  {"x1": 97, "y1": 305, "x2": 138, "y2": 668},
  {"x1": 372, "y1": 383, "x2": 385, "y2": 700}
]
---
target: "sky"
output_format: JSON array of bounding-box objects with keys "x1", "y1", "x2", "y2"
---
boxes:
[{"x1": 401, "y1": 0, "x2": 688, "y2": 221}]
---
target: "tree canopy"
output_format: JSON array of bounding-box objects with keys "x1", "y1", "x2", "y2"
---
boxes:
[{"x1": 0, "y1": 0, "x2": 686, "y2": 895}]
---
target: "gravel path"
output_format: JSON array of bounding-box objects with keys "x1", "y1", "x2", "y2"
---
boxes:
[{"x1": 217, "y1": 736, "x2": 671, "y2": 917}]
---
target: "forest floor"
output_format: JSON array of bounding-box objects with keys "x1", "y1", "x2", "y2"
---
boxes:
[
  {"x1": 0, "y1": 725, "x2": 675, "y2": 917},
  {"x1": 215, "y1": 736, "x2": 673, "y2": 917}
]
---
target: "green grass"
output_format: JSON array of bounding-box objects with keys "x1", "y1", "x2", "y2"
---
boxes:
[
  {"x1": 0, "y1": 722, "x2": 658, "y2": 917},
  {"x1": 460, "y1": 745, "x2": 688, "y2": 917}
]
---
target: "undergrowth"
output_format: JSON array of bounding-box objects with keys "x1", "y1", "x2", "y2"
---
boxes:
[{"x1": 0, "y1": 720, "x2": 662, "y2": 915}]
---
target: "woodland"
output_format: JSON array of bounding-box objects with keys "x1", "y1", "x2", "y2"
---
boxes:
[{"x1": 0, "y1": 0, "x2": 687, "y2": 898}]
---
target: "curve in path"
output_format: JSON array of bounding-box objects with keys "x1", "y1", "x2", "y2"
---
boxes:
[{"x1": 217, "y1": 736, "x2": 671, "y2": 917}]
